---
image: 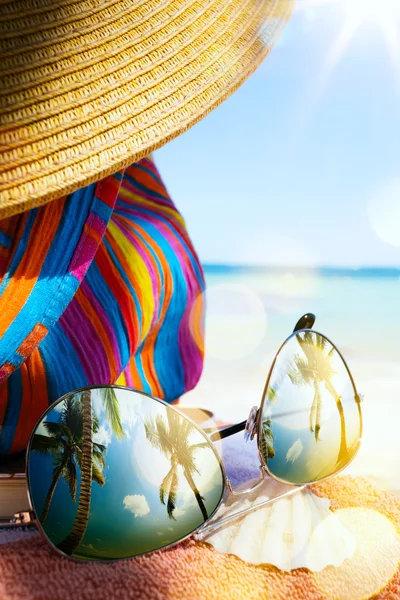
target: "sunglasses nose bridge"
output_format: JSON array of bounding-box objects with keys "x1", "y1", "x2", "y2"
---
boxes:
[
  {"x1": 244, "y1": 406, "x2": 259, "y2": 442},
  {"x1": 227, "y1": 465, "x2": 266, "y2": 496}
]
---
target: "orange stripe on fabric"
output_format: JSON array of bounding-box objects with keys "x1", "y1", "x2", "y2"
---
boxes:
[
  {"x1": 17, "y1": 323, "x2": 48, "y2": 359},
  {"x1": 140, "y1": 340, "x2": 162, "y2": 398},
  {"x1": 190, "y1": 291, "x2": 205, "y2": 353},
  {"x1": 27, "y1": 348, "x2": 48, "y2": 421},
  {"x1": 0, "y1": 363, "x2": 15, "y2": 380},
  {"x1": 74, "y1": 286, "x2": 118, "y2": 382},
  {"x1": 125, "y1": 164, "x2": 171, "y2": 200},
  {"x1": 119, "y1": 186, "x2": 186, "y2": 227},
  {"x1": 129, "y1": 222, "x2": 174, "y2": 399},
  {"x1": 10, "y1": 348, "x2": 48, "y2": 453},
  {"x1": 0, "y1": 198, "x2": 66, "y2": 337},
  {"x1": 10, "y1": 349, "x2": 48, "y2": 454},
  {"x1": 86, "y1": 223, "x2": 103, "y2": 246},
  {"x1": 94, "y1": 242, "x2": 139, "y2": 355},
  {"x1": 122, "y1": 354, "x2": 144, "y2": 391}
]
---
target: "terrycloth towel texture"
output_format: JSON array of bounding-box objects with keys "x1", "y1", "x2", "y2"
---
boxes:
[{"x1": 0, "y1": 434, "x2": 399, "y2": 600}]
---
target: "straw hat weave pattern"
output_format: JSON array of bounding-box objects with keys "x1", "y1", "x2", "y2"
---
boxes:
[{"x1": 0, "y1": 0, "x2": 293, "y2": 218}]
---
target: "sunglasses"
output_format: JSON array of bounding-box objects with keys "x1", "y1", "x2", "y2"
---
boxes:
[{"x1": 1, "y1": 313, "x2": 363, "y2": 562}]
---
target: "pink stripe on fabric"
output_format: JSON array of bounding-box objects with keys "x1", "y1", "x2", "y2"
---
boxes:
[
  {"x1": 59, "y1": 298, "x2": 111, "y2": 384},
  {"x1": 123, "y1": 366, "x2": 134, "y2": 388},
  {"x1": 178, "y1": 284, "x2": 204, "y2": 391},
  {"x1": 69, "y1": 214, "x2": 108, "y2": 282},
  {"x1": 79, "y1": 279, "x2": 122, "y2": 377}
]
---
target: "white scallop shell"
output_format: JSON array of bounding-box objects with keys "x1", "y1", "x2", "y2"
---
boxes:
[{"x1": 195, "y1": 478, "x2": 356, "y2": 572}]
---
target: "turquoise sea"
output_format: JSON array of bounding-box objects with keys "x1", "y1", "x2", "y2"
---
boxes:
[
  {"x1": 183, "y1": 265, "x2": 400, "y2": 495},
  {"x1": 203, "y1": 265, "x2": 400, "y2": 360}
]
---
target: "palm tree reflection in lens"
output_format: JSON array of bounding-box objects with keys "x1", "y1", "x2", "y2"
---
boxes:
[
  {"x1": 261, "y1": 331, "x2": 361, "y2": 483},
  {"x1": 31, "y1": 396, "x2": 107, "y2": 527},
  {"x1": 260, "y1": 419, "x2": 275, "y2": 463},
  {"x1": 57, "y1": 388, "x2": 125, "y2": 555},
  {"x1": 288, "y1": 332, "x2": 349, "y2": 467},
  {"x1": 144, "y1": 408, "x2": 209, "y2": 521},
  {"x1": 28, "y1": 389, "x2": 225, "y2": 560}
]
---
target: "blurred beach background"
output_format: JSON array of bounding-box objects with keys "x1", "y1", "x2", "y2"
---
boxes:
[{"x1": 155, "y1": 0, "x2": 400, "y2": 496}]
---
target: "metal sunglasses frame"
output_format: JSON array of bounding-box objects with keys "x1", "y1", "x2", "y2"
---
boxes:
[{"x1": 0, "y1": 313, "x2": 363, "y2": 562}]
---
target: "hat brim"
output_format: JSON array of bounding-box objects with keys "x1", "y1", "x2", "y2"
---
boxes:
[{"x1": 0, "y1": 0, "x2": 293, "y2": 219}]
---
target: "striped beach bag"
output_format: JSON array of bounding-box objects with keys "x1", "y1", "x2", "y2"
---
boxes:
[{"x1": 0, "y1": 157, "x2": 205, "y2": 457}]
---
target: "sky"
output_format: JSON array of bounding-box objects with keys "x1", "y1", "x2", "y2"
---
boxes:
[{"x1": 154, "y1": 0, "x2": 400, "y2": 267}]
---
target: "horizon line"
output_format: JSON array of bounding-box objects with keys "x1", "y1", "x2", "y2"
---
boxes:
[{"x1": 202, "y1": 263, "x2": 400, "y2": 272}]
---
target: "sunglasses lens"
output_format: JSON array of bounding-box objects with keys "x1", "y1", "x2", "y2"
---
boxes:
[
  {"x1": 27, "y1": 388, "x2": 224, "y2": 560},
  {"x1": 259, "y1": 331, "x2": 362, "y2": 484}
]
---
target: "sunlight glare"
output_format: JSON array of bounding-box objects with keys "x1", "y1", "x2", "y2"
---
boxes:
[
  {"x1": 342, "y1": 0, "x2": 400, "y2": 23},
  {"x1": 348, "y1": 0, "x2": 398, "y2": 54},
  {"x1": 298, "y1": 0, "x2": 400, "y2": 71},
  {"x1": 342, "y1": 0, "x2": 400, "y2": 62}
]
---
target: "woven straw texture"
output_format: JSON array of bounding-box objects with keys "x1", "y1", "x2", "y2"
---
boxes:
[{"x1": 0, "y1": 0, "x2": 293, "y2": 219}]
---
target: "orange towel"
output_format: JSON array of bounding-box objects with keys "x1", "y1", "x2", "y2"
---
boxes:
[{"x1": 0, "y1": 467, "x2": 399, "y2": 598}]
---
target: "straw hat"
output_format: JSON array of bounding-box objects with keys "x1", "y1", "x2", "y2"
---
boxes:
[{"x1": 0, "y1": 0, "x2": 293, "y2": 219}]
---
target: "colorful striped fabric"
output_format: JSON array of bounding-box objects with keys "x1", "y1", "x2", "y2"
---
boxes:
[{"x1": 0, "y1": 157, "x2": 205, "y2": 457}]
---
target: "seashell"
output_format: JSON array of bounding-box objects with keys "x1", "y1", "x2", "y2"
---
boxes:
[{"x1": 195, "y1": 477, "x2": 356, "y2": 572}]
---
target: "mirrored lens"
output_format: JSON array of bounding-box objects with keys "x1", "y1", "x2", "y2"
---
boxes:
[
  {"x1": 27, "y1": 387, "x2": 224, "y2": 560},
  {"x1": 259, "y1": 331, "x2": 362, "y2": 484}
]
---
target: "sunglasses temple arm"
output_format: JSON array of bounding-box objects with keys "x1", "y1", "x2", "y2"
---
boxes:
[
  {"x1": 205, "y1": 404, "x2": 328, "y2": 441},
  {"x1": 0, "y1": 510, "x2": 36, "y2": 530},
  {"x1": 195, "y1": 484, "x2": 306, "y2": 539},
  {"x1": 207, "y1": 420, "x2": 247, "y2": 442}
]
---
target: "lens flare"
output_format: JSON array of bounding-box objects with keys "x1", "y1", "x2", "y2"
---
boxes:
[
  {"x1": 203, "y1": 283, "x2": 267, "y2": 361},
  {"x1": 298, "y1": 0, "x2": 400, "y2": 68},
  {"x1": 314, "y1": 507, "x2": 400, "y2": 600},
  {"x1": 367, "y1": 179, "x2": 400, "y2": 248}
]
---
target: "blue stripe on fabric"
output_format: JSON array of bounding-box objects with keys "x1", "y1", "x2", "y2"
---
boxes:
[
  {"x1": 91, "y1": 198, "x2": 113, "y2": 223},
  {"x1": 0, "y1": 209, "x2": 37, "y2": 297},
  {"x1": 102, "y1": 237, "x2": 143, "y2": 337},
  {"x1": 0, "y1": 369, "x2": 23, "y2": 455},
  {"x1": 0, "y1": 273, "x2": 80, "y2": 367},
  {"x1": 4, "y1": 351, "x2": 25, "y2": 369},
  {"x1": 0, "y1": 183, "x2": 104, "y2": 366},
  {"x1": 134, "y1": 342, "x2": 152, "y2": 395},
  {"x1": 0, "y1": 230, "x2": 11, "y2": 249},
  {"x1": 84, "y1": 260, "x2": 131, "y2": 371},
  {"x1": 113, "y1": 170, "x2": 124, "y2": 182},
  {"x1": 123, "y1": 172, "x2": 167, "y2": 202},
  {"x1": 134, "y1": 163, "x2": 168, "y2": 188},
  {"x1": 40, "y1": 184, "x2": 97, "y2": 278},
  {"x1": 39, "y1": 323, "x2": 88, "y2": 404}
]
